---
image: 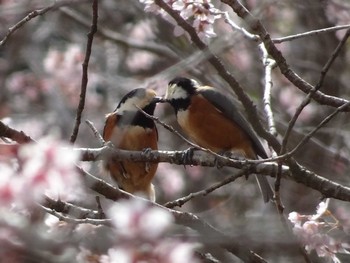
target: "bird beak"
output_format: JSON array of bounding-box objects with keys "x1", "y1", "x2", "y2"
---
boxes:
[{"x1": 152, "y1": 96, "x2": 166, "y2": 103}]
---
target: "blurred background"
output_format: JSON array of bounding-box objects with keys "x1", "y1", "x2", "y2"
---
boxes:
[{"x1": 1, "y1": 0, "x2": 350, "y2": 262}]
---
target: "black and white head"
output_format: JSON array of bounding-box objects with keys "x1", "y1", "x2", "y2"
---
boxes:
[
  {"x1": 165, "y1": 77, "x2": 199, "y2": 101},
  {"x1": 163, "y1": 77, "x2": 200, "y2": 113},
  {"x1": 115, "y1": 88, "x2": 161, "y2": 114},
  {"x1": 113, "y1": 88, "x2": 163, "y2": 128}
]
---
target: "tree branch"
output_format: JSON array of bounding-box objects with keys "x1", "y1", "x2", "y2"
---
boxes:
[
  {"x1": 281, "y1": 28, "x2": 350, "y2": 157},
  {"x1": 154, "y1": 0, "x2": 281, "y2": 155},
  {"x1": 0, "y1": 0, "x2": 88, "y2": 47},
  {"x1": 2, "y1": 120, "x2": 350, "y2": 202},
  {"x1": 76, "y1": 145, "x2": 350, "y2": 201},
  {"x1": 220, "y1": 0, "x2": 350, "y2": 111},
  {"x1": 76, "y1": 169, "x2": 268, "y2": 263},
  {"x1": 164, "y1": 169, "x2": 248, "y2": 208},
  {"x1": 0, "y1": 121, "x2": 33, "y2": 143},
  {"x1": 59, "y1": 7, "x2": 178, "y2": 60},
  {"x1": 70, "y1": 0, "x2": 98, "y2": 144},
  {"x1": 40, "y1": 204, "x2": 112, "y2": 226},
  {"x1": 272, "y1": 24, "x2": 350, "y2": 43},
  {"x1": 42, "y1": 171, "x2": 268, "y2": 262}
]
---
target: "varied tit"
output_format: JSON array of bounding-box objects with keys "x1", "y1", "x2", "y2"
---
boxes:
[
  {"x1": 163, "y1": 77, "x2": 274, "y2": 203},
  {"x1": 102, "y1": 88, "x2": 162, "y2": 201}
]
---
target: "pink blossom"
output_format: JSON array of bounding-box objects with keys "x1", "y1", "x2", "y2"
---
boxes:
[
  {"x1": 157, "y1": 163, "x2": 185, "y2": 197},
  {"x1": 313, "y1": 200, "x2": 328, "y2": 219},
  {"x1": 139, "y1": 0, "x2": 222, "y2": 40},
  {"x1": 289, "y1": 201, "x2": 350, "y2": 263},
  {"x1": 288, "y1": 211, "x2": 303, "y2": 226},
  {"x1": 0, "y1": 137, "x2": 85, "y2": 208},
  {"x1": 108, "y1": 198, "x2": 173, "y2": 240},
  {"x1": 101, "y1": 240, "x2": 199, "y2": 263},
  {"x1": 105, "y1": 199, "x2": 199, "y2": 262}
]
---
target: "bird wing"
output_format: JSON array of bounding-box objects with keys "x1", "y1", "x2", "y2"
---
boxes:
[{"x1": 198, "y1": 87, "x2": 268, "y2": 159}]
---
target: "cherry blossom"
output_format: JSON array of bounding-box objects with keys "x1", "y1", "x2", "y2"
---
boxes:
[
  {"x1": 108, "y1": 198, "x2": 173, "y2": 240},
  {"x1": 102, "y1": 199, "x2": 199, "y2": 263},
  {"x1": 289, "y1": 201, "x2": 350, "y2": 263},
  {"x1": 139, "y1": 0, "x2": 222, "y2": 40},
  {"x1": 0, "y1": 137, "x2": 84, "y2": 208}
]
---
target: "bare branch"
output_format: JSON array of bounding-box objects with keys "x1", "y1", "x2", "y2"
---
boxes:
[
  {"x1": 40, "y1": 205, "x2": 112, "y2": 226},
  {"x1": 287, "y1": 100, "x2": 350, "y2": 158},
  {"x1": 59, "y1": 7, "x2": 179, "y2": 60},
  {"x1": 70, "y1": 0, "x2": 98, "y2": 144},
  {"x1": 164, "y1": 169, "x2": 248, "y2": 208},
  {"x1": 0, "y1": 121, "x2": 34, "y2": 143},
  {"x1": 220, "y1": 0, "x2": 350, "y2": 111},
  {"x1": 281, "y1": 28, "x2": 350, "y2": 157},
  {"x1": 272, "y1": 24, "x2": 350, "y2": 43},
  {"x1": 318, "y1": 28, "x2": 350, "y2": 89},
  {"x1": 43, "y1": 195, "x2": 101, "y2": 219},
  {"x1": 154, "y1": 0, "x2": 281, "y2": 155},
  {"x1": 85, "y1": 120, "x2": 105, "y2": 146},
  {"x1": 0, "y1": 0, "x2": 88, "y2": 47},
  {"x1": 78, "y1": 167, "x2": 268, "y2": 263},
  {"x1": 3, "y1": 120, "x2": 350, "y2": 202},
  {"x1": 261, "y1": 45, "x2": 277, "y2": 137}
]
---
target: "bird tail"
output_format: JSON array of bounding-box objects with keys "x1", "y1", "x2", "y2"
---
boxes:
[
  {"x1": 244, "y1": 146, "x2": 274, "y2": 203},
  {"x1": 255, "y1": 175, "x2": 274, "y2": 203}
]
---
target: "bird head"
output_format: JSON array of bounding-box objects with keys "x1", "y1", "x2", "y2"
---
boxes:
[
  {"x1": 164, "y1": 77, "x2": 199, "y2": 102},
  {"x1": 116, "y1": 88, "x2": 162, "y2": 113}
]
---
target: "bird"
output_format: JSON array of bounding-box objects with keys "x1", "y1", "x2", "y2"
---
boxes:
[
  {"x1": 162, "y1": 77, "x2": 274, "y2": 203},
  {"x1": 102, "y1": 88, "x2": 161, "y2": 201}
]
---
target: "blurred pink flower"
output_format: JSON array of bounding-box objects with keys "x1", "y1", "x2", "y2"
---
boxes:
[
  {"x1": 0, "y1": 137, "x2": 85, "y2": 208},
  {"x1": 157, "y1": 163, "x2": 185, "y2": 197},
  {"x1": 105, "y1": 199, "x2": 199, "y2": 263},
  {"x1": 5, "y1": 71, "x2": 48, "y2": 111},
  {"x1": 288, "y1": 211, "x2": 303, "y2": 226},
  {"x1": 108, "y1": 198, "x2": 173, "y2": 240},
  {"x1": 289, "y1": 201, "x2": 350, "y2": 263},
  {"x1": 43, "y1": 44, "x2": 103, "y2": 110},
  {"x1": 101, "y1": 240, "x2": 199, "y2": 263}
]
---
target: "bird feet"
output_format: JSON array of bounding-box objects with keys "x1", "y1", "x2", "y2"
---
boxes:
[
  {"x1": 142, "y1": 148, "x2": 154, "y2": 173},
  {"x1": 181, "y1": 147, "x2": 196, "y2": 165}
]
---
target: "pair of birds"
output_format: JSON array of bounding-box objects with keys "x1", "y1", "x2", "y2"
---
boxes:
[{"x1": 102, "y1": 77, "x2": 274, "y2": 203}]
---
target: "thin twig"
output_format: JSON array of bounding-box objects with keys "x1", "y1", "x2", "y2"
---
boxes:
[
  {"x1": 79, "y1": 167, "x2": 268, "y2": 263},
  {"x1": 260, "y1": 44, "x2": 277, "y2": 137},
  {"x1": 43, "y1": 195, "x2": 101, "y2": 219},
  {"x1": 2, "y1": 121, "x2": 350, "y2": 203},
  {"x1": 281, "y1": 28, "x2": 350, "y2": 157},
  {"x1": 164, "y1": 169, "x2": 248, "y2": 208},
  {"x1": 276, "y1": 29, "x2": 350, "y2": 206},
  {"x1": 40, "y1": 205, "x2": 112, "y2": 226},
  {"x1": 215, "y1": 11, "x2": 278, "y2": 139},
  {"x1": 70, "y1": 0, "x2": 98, "y2": 143},
  {"x1": 59, "y1": 7, "x2": 178, "y2": 60},
  {"x1": 220, "y1": 0, "x2": 350, "y2": 112},
  {"x1": 318, "y1": 28, "x2": 350, "y2": 89},
  {"x1": 272, "y1": 24, "x2": 350, "y2": 43},
  {"x1": 0, "y1": 121, "x2": 34, "y2": 143},
  {"x1": 286, "y1": 100, "x2": 350, "y2": 158},
  {"x1": 155, "y1": 0, "x2": 281, "y2": 156},
  {"x1": 85, "y1": 119, "x2": 105, "y2": 146},
  {"x1": 217, "y1": 11, "x2": 259, "y2": 41},
  {"x1": 0, "y1": 0, "x2": 88, "y2": 47}
]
